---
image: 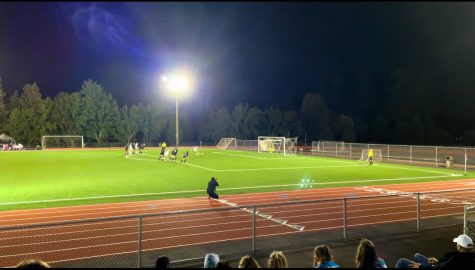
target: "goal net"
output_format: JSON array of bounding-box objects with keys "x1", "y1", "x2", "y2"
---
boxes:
[
  {"x1": 41, "y1": 136, "x2": 84, "y2": 149},
  {"x1": 258, "y1": 136, "x2": 298, "y2": 155},
  {"x1": 359, "y1": 149, "x2": 383, "y2": 162},
  {"x1": 216, "y1": 138, "x2": 237, "y2": 150}
]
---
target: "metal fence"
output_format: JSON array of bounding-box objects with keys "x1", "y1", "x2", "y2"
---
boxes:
[
  {"x1": 1, "y1": 188, "x2": 475, "y2": 268},
  {"x1": 310, "y1": 141, "x2": 475, "y2": 171},
  {"x1": 464, "y1": 204, "x2": 475, "y2": 241}
]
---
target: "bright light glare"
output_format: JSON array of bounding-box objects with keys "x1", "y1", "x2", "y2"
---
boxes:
[
  {"x1": 161, "y1": 71, "x2": 194, "y2": 98},
  {"x1": 169, "y1": 76, "x2": 190, "y2": 92}
]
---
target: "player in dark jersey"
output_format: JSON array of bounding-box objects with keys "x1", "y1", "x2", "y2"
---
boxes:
[
  {"x1": 171, "y1": 147, "x2": 178, "y2": 162},
  {"x1": 159, "y1": 147, "x2": 165, "y2": 161},
  {"x1": 207, "y1": 177, "x2": 219, "y2": 199},
  {"x1": 180, "y1": 151, "x2": 189, "y2": 163},
  {"x1": 139, "y1": 143, "x2": 145, "y2": 154}
]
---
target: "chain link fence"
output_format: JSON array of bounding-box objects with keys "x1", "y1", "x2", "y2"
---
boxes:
[
  {"x1": 310, "y1": 141, "x2": 475, "y2": 171},
  {"x1": 1, "y1": 188, "x2": 475, "y2": 268}
]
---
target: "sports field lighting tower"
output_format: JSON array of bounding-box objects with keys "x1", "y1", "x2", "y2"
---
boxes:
[{"x1": 161, "y1": 71, "x2": 193, "y2": 146}]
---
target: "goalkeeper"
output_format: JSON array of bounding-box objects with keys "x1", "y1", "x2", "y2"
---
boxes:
[{"x1": 368, "y1": 148, "x2": 374, "y2": 166}]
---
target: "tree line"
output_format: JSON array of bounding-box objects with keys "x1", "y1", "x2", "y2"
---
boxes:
[{"x1": 0, "y1": 78, "x2": 473, "y2": 147}]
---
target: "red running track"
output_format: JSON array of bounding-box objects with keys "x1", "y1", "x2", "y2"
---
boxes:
[{"x1": 1, "y1": 179, "x2": 475, "y2": 267}]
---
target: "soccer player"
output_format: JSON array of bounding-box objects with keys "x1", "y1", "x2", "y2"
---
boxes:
[
  {"x1": 139, "y1": 143, "x2": 145, "y2": 154},
  {"x1": 159, "y1": 146, "x2": 165, "y2": 160},
  {"x1": 368, "y1": 148, "x2": 374, "y2": 165},
  {"x1": 180, "y1": 151, "x2": 189, "y2": 163},
  {"x1": 193, "y1": 146, "x2": 200, "y2": 156},
  {"x1": 207, "y1": 177, "x2": 220, "y2": 199},
  {"x1": 164, "y1": 149, "x2": 170, "y2": 160},
  {"x1": 171, "y1": 147, "x2": 178, "y2": 162},
  {"x1": 125, "y1": 143, "x2": 129, "y2": 157},
  {"x1": 161, "y1": 142, "x2": 167, "y2": 150}
]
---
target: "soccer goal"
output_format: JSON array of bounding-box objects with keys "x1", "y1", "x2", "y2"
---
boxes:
[
  {"x1": 258, "y1": 136, "x2": 298, "y2": 155},
  {"x1": 41, "y1": 136, "x2": 84, "y2": 149},
  {"x1": 216, "y1": 138, "x2": 237, "y2": 150},
  {"x1": 359, "y1": 149, "x2": 383, "y2": 162}
]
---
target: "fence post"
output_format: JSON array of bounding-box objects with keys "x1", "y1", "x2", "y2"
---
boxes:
[
  {"x1": 464, "y1": 205, "x2": 467, "y2": 235},
  {"x1": 387, "y1": 145, "x2": 390, "y2": 161},
  {"x1": 252, "y1": 206, "x2": 256, "y2": 255},
  {"x1": 138, "y1": 217, "x2": 143, "y2": 268},
  {"x1": 436, "y1": 146, "x2": 438, "y2": 167},
  {"x1": 416, "y1": 193, "x2": 420, "y2": 232},
  {"x1": 343, "y1": 198, "x2": 347, "y2": 240},
  {"x1": 336, "y1": 142, "x2": 338, "y2": 158}
]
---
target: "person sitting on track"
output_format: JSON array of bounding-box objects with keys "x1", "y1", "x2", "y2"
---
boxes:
[
  {"x1": 207, "y1": 177, "x2": 220, "y2": 199},
  {"x1": 395, "y1": 234, "x2": 475, "y2": 268}
]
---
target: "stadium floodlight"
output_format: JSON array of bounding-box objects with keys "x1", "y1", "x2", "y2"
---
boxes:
[{"x1": 161, "y1": 70, "x2": 194, "y2": 146}]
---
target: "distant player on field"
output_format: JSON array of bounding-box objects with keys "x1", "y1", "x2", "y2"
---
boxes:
[
  {"x1": 125, "y1": 143, "x2": 129, "y2": 157},
  {"x1": 159, "y1": 146, "x2": 165, "y2": 160},
  {"x1": 193, "y1": 146, "x2": 200, "y2": 156},
  {"x1": 171, "y1": 147, "x2": 178, "y2": 162},
  {"x1": 161, "y1": 142, "x2": 167, "y2": 150},
  {"x1": 139, "y1": 143, "x2": 145, "y2": 154},
  {"x1": 180, "y1": 151, "x2": 189, "y2": 163},
  {"x1": 164, "y1": 149, "x2": 170, "y2": 160},
  {"x1": 368, "y1": 148, "x2": 374, "y2": 165}
]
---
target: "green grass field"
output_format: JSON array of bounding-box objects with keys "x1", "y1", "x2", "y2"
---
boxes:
[{"x1": 0, "y1": 148, "x2": 472, "y2": 211}]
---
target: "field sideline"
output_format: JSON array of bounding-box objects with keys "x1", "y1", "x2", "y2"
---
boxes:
[{"x1": 0, "y1": 148, "x2": 472, "y2": 211}]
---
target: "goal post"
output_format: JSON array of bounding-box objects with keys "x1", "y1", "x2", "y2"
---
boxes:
[
  {"x1": 258, "y1": 136, "x2": 298, "y2": 155},
  {"x1": 216, "y1": 138, "x2": 237, "y2": 150},
  {"x1": 41, "y1": 136, "x2": 84, "y2": 149},
  {"x1": 359, "y1": 149, "x2": 383, "y2": 162}
]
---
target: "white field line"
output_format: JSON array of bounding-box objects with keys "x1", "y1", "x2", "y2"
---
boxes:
[
  {"x1": 375, "y1": 164, "x2": 456, "y2": 176},
  {"x1": 210, "y1": 164, "x2": 366, "y2": 172},
  {"x1": 0, "y1": 175, "x2": 463, "y2": 207},
  {"x1": 1, "y1": 178, "x2": 472, "y2": 218},
  {"x1": 212, "y1": 151, "x2": 306, "y2": 160},
  {"x1": 129, "y1": 152, "x2": 362, "y2": 171},
  {"x1": 212, "y1": 151, "x2": 355, "y2": 163},
  {"x1": 216, "y1": 199, "x2": 304, "y2": 231}
]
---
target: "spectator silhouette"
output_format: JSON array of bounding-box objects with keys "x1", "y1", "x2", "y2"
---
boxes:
[
  {"x1": 314, "y1": 245, "x2": 340, "y2": 268},
  {"x1": 354, "y1": 238, "x2": 387, "y2": 268},
  {"x1": 155, "y1": 255, "x2": 170, "y2": 268},
  {"x1": 268, "y1": 250, "x2": 288, "y2": 268},
  {"x1": 238, "y1": 255, "x2": 260, "y2": 268},
  {"x1": 16, "y1": 259, "x2": 51, "y2": 268},
  {"x1": 395, "y1": 234, "x2": 475, "y2": 268},
  {"x1": 204, "y1": 253, "x2": 220, "y2": 268}
]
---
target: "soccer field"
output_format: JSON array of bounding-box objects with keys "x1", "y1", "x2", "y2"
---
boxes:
[{"x1": 0, "y1": 148, "x2": 472, "y2": 211}]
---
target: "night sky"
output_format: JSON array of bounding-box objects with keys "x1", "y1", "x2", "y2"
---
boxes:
[{"x1": 1, "y1": 2, "x2": 475, "y2": 112}]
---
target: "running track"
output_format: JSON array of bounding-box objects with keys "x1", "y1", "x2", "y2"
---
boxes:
[{"x1": 1, "y1": 179, "x2": 475, "y2": 267}]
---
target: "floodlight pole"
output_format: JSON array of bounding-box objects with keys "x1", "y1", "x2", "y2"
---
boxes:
[{"x1": 175, "y1": 97, "x2": 179, "y2": 147}]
